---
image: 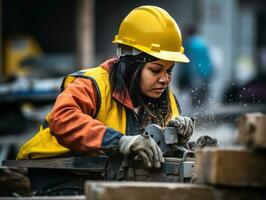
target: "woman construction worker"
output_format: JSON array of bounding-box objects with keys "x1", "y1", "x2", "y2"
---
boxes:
[{"x1": 16, "y1": 5, "x2": 194, "y2": 195}]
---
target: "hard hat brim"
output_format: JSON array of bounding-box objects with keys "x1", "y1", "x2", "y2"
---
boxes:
[
  {"x1": 113, "y1": 40, "x2": 190, "y2": 63},
  {"x1": 148, "y1": 49, "x2": 190, "y2": 63}
]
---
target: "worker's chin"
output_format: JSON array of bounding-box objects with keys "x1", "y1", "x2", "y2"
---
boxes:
[{"x1": 144, "y1": 91, "x2": 163, "y2": 99}]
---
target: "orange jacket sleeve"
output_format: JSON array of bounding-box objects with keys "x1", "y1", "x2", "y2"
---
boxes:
[{"x1": 49, "y1": 78, "x2": 122, "y2": 154}]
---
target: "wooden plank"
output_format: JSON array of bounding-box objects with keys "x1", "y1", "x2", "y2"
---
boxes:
[
  {"x1": 195, "y1": 148, "x2": 266, "y2": 187},
  {"x1": 238, "y1": 113, "x2": 266, "y2": 149},
  {"x1": 2, "y1": 156, "x2": 108, "y2": 171},
  {"x1": 85, "y1": 181, "x2": 266, "y2": 200},
  {"x1": 85, "y1": 182, "x2": 215, "y2": 200}
]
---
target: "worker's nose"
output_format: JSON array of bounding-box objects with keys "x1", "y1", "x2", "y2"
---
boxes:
[{"x1": 158, "y1": 73, "x2": 170, "y2": 84}]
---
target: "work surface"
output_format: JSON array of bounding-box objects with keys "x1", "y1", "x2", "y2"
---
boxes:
[{"x1": 2, "y1": 156, "x2": 108, "y2": 171}]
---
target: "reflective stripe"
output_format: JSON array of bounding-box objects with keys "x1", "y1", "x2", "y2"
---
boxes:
[{"x1": 173, "y1": 94, "x2": 182, "y2": 115}]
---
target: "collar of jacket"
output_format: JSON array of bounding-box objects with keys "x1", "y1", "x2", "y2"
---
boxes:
[{"x1": 100, "y1": 58, "x2": 134, "y2": 110}]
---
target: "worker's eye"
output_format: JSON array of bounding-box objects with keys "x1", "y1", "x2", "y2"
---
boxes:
[{"x1": 150, "y1": 68, "x2": 161, "y2": 74}]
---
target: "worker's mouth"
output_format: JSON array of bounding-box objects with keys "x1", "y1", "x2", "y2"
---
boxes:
[{"x1": 152, "y1": 88, "x2": 165, "y2": 93}]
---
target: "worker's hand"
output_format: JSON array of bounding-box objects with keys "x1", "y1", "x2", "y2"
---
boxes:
[
  {"x1": 118, "y1": 133, "x2": 164, "y2": 168},
  {"x1": 167, "y1": 116, "x2": 195, "y2": 144}
]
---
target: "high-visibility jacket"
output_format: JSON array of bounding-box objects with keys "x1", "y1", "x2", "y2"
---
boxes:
[{"x1": 17, "y1": 60, "x2": 181, "y2": 160}]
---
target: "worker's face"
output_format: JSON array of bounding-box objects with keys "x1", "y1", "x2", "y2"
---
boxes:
[{"x1": 140, "y1": 60, "x2": 175, "y2": 98}]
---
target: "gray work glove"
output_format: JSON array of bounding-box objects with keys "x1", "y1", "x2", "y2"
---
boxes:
[
  {"x1": 118, "y1": 133, "x2": 164, "y2": 168},
  {"x1": 167, "y1": 116, "x2": 195, "y2": 145}
]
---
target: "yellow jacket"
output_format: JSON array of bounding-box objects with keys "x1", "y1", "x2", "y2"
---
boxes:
[{"x1": 17, "y1": 59, "x2": 181, "y2": 160}]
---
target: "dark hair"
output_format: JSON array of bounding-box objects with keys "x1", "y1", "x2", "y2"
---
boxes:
[
  {"x1": 110, "y1": 55, "x2": 143, "y2": 106},
  {"x1": 109, "y1": 53, "x2": 172, "y2": 128}
]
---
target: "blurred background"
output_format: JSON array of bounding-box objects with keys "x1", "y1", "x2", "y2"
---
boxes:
[{"x1": 0, "y1": 0, "x2": 265, "y2": 162}]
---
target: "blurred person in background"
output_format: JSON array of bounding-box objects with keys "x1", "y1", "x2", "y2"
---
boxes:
[
  {"x1": 178, "y1": 25, "x2": 214, "y2": 109},
  {"x1": 16, "y1": 6, "x2": 194, "y2": 195}
]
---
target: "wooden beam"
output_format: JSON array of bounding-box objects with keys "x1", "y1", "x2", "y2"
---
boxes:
[
  {"x1": 85, "y1": 181, "x2": 266, "y2": 200},
  {"x1": 85, "y1": 182, "x2": 214, "y2": 200},
  {"x1": 2, "y1": 156, "x2": 108, "y2": 171},
  {"x1": 195, "y1": 148, "x2": 266, "y2": 187},
  {"x1": 238, "y1": 113, "x2": 266, "y2": 149}
]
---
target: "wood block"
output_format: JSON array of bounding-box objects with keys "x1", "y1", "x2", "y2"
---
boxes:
[
  {"x1": 238, "y1": 113, "x2": 266, "y2": 149},
  {"x1": 2, "y1": 156, "x2": 108, "y2": 171},
  {"x1": 85, "y1": 182, "x2": 214, "y2": 200},
  {"x1": 195, "y1": 148, "x2": 266, "y2": 187},
  {"x1": 85, "y1": 181, "x2": 266, "y2": 200}
]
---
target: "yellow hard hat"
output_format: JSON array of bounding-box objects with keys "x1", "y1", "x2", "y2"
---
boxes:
[{"x1": 113, "y1": 5, "x2": 189, "y2": 63}]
